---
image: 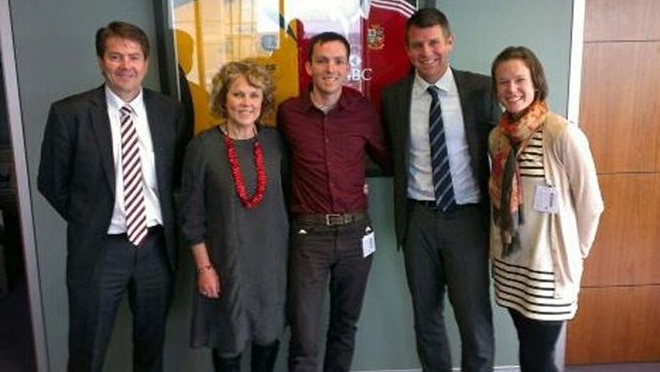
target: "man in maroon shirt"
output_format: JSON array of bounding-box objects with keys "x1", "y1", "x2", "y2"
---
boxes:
[{"x1": 277, "y1": 31, "x2": 390, "y2": 372}]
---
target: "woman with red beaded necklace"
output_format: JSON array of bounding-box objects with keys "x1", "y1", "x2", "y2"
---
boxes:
[{"x1": 179, "y1": 60, "x2": 289, "y2": 372}]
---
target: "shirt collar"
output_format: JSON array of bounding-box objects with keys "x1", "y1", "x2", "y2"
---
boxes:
[
  {"x1": 303, "y1": 86, "x2": 356, "y2": 113},
  {"x1": 105, "y1": 85, "x2": 145, "y2": 116},
  {"x1": 412, "y1": 67, "x2": 455, "y2": 98}
]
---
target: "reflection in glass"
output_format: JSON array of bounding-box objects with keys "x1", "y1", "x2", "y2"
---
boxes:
[{"x1": 171, "y1": 0, "x2": 417, "y2": 133}]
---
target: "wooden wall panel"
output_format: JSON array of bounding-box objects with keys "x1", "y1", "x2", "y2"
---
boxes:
[
  {"x1": 566, "y1": 286, "x2": 660, "y2": 364},
  {"x1": 579, "y1": 42, "x2": 660, "y2": 174},
  {"x1": 582, "y1": 175, "x2": 660, "y2": 286},
  {"x1": 585, "y1": 0, "x2": 660, "y2": 41},
  {"x1": 568, "y1": 0, "x2": 660, "y2": 365}
]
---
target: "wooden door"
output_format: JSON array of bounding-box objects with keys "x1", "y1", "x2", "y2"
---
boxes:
[{"x1": 566, "y1": 0, "x2": 660, "y2": 364}]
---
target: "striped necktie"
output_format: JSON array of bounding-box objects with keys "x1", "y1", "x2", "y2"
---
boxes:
[
  {"x1": 120, "y1": 105, "x2": 147, "y2": 246},
  {"x1": 427, "y1": 86, "x2": 455, "y2": 211}
]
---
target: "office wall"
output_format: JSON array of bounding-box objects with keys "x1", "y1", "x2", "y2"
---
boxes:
[
  {"x1": 8, "y1": 0, "x2": 573, "y2": 370},
  {"x1": 437, "y1": 0, "x2": 572, "y2": 115}
]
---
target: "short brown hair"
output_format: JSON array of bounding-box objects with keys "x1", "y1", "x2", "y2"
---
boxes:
[
  {"x1": 209, "y1": 60, "x2": 275, "y2": 122},
  {"x1": 96, "y1": 21, "x2": 150, "y2": 59},
  {"x1": 406, "y1": 7, "x2": 452, "y2": 45},
  {"x1": 491, "y1": 46, "x2": 549, "y2": 101},
  {"x1": 306, "y1": 31, "x2": 351, "y2": 62}
]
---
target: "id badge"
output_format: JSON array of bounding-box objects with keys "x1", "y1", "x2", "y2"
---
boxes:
[
  {"x1": 362, "y1": 227, "x2": 376, "y2": 257},
  {"x1": 533, "y1": 185, "x2": 559, "y2": 214}
]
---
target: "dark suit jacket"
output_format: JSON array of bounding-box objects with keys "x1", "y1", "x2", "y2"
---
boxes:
[
  {"x1": 381, "y1": 69, "x2": 501, "y2": 247},
  {"x1": 38, "y1": 86, "x2": 189, "y2": 286}
]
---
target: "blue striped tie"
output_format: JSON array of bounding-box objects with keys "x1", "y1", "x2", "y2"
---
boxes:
[{"x1": 427, "y1": 86, "x2": 455, "y2": 211}]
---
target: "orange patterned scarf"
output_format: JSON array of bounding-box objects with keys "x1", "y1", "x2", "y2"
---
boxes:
[{"x1": 489, "y1": 100, "x2": 548, "y2": 257}]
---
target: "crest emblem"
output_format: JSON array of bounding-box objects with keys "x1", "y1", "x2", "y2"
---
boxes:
[{"x1": 368, "y1": 24, "x2": 385, "y2": 50}]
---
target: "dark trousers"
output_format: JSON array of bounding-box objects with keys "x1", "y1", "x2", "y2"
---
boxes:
[
  {"x1": 404, "y1": 201, "x2": 494, "y2": 372},
  {"x1": 287, "y1": 217, "x2": 373, "y2": 372},
  {"x1": 67, "y1": 227, "x2": 172, "y2": 372},
  {"x1": 509, "y1": 309, "x2": 564, "y2": 372}
]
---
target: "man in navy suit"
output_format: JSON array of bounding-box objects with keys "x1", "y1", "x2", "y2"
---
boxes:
[
  {"x1": 38, "y1": 21, "x2": 189, "y2": 372},
  {"x1": 381, "y1": 8, "x2": 500, "y2": 372}
]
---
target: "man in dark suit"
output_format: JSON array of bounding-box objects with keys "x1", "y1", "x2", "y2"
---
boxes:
[
  {"x1": 381, "y1": 8, "x2": 500, "y2": 372},
  {"x1": 38, "y1": 21, "x2": 189, "y2": 372}
]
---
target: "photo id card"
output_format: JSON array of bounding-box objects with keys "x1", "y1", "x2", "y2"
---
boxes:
[
  {"x1": 362, "y1": 229, "x2": 376, "y2": 257},
  {"x1": 533, "y1": 185, "x2": 559, "y2": 214}
]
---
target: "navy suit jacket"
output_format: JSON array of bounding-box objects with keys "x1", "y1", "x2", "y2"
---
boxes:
[
  {"x1": 38, "y1": 85, "x2": 189, "y2": 287},
  {"x1": 381, "y1": 69, "x2": 501, "y2": 247}
]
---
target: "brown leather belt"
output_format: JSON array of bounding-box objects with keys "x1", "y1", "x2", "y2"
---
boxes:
[{"x1": 295, "y1": 211, "x2": 367, "y2": 226}]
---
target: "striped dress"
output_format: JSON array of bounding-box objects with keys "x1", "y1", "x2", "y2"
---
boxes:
[{"x1": 491, "y1": 128, "x2": 578, "y2": 321}]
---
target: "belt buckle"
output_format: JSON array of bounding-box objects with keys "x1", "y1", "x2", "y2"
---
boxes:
[{"x1": 325, "y1": 214, "x2": 344, "y2": 226}]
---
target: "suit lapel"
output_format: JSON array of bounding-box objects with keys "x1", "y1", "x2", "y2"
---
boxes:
[
  {"x1": 89, "y1": 87, "x2": 116, "y2": 197},
  {"x1": 453, "y1": 69, "x2": 480, "y2": 169},
  {"x1": 143, "y1": 90, "x2": 164, "y2": 190},
  {"x1": 399, "y1": 76, "x2": 415, "y2": 171}
]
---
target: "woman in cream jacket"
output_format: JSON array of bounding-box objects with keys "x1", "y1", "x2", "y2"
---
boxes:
[{"x1": 488, "y1": 46, "x2": 604, "y2": 372}]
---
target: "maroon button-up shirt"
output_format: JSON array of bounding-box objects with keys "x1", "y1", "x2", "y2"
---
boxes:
[{"x1": 277, "y1": 87, "x2": 391, "y2": 216}]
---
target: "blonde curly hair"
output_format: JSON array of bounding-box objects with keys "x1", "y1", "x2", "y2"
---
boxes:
[{"x1": 209, "y1": 60, "x2": 275, "y2": 123}]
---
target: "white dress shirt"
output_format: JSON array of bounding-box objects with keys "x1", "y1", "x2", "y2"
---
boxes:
[
  {"x1": 407, "y1": 68, "x2": 481, "y2": 204},
  {"x1": 105, "y1": 86, "x2": 163, "y2": 234}
]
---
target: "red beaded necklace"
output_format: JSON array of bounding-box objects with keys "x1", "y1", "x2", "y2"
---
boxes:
[{"x1": 222, "y1": 130, "x2": 267, "y2": 209}]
